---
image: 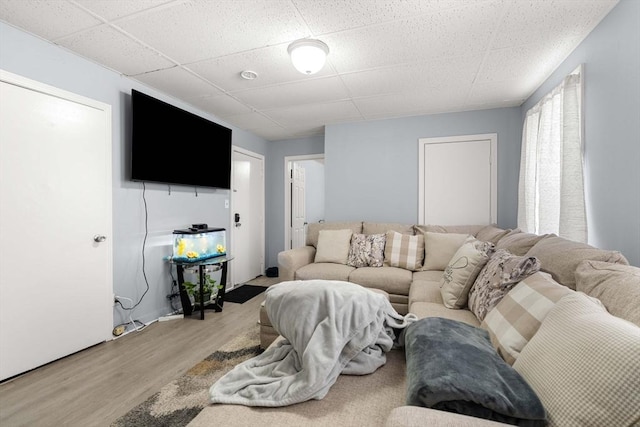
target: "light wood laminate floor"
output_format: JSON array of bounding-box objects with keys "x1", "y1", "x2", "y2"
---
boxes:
[{"x1": 0, "y1": 277, "x2": 279, "y2": 427}]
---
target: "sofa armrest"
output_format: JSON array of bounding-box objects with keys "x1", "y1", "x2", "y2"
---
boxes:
[
  {"x1": 385, "y1": 406, "x2": 510, "y2": 427},
  {"x1": 277, "y1": 246, "x2": 316, "y2": 281}
]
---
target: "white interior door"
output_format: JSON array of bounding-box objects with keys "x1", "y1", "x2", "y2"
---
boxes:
[
  {"x1": 419, "y1": 134, "x2": 497, "y2": 225},
  {"x1": 291, "y1": 163, "x2": 306, "y2": 249},
  {"x1": 0, "y1": 71, "x2": 112, "y2": 381},
  {"x1": 231, "y1": 148, "x2": 264, "y2": 286}
]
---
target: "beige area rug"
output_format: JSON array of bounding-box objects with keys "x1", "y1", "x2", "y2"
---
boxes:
[
  {"x1": 188, "y1": 349, "x2": 407, "y2": 427},
  {"x1": 111, "y1": 325, "x2": 262, "y2": 427}
]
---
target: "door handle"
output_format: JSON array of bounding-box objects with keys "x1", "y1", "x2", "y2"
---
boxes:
[
  {"x1": 93, "y1": 235, "x2": 107, "y2": 242},
  {"x1": 234, "y1": 213, "x2": 240, "y2": 223}
]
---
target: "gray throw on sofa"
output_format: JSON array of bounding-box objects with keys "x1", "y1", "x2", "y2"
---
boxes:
[
  {"x1": 209, "y1": 280, "x2": 417, "y2": 407},
  {"x1": 404, "y1": 317, "x2": 547, "y2": 426}
]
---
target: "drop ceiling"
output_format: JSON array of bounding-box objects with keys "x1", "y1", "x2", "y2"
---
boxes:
[{"x1": 0, "y1": 0, "x2": 618, "y2": 141}]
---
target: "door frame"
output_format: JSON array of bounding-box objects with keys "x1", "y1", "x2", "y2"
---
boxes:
[
  {"x1": 284, "y1": 154, "x2": 324, "y2": 250},
  {"x1": 418, "y1": 133, "x2": 497, "y2": 225},
  {"x1": 230, "y1": 146, "x2": 265, "y2": 287}
]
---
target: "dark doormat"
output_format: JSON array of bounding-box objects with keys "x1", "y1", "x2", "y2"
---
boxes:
[{"x1": 224, "y1": 284, "x2": 267, "y2": 304}]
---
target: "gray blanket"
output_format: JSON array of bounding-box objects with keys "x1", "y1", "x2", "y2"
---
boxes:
[
  {"x1": 209, "y1": 280, "x2": 416, "y2": 407},
  {"x1": 404, "y1": 317, "x2": 547, "y2": 426}
]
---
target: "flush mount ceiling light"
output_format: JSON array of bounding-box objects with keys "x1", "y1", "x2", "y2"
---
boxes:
[{"x1": 287, "y1": 38, "x2": 329, "y2": 75}]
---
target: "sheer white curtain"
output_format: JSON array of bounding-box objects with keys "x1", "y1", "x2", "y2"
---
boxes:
[{"x1": 518, "y1": 67, "x2": 586, "y2": 242}]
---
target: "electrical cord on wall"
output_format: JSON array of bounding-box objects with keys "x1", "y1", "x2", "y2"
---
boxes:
[{"x1": 113, "y1": 182, "x2": 151, "y2": 335}]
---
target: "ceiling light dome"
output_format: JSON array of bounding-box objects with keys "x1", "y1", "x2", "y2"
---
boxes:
[{"x1": 287, "y1": 39, "x2": 329, "y2": 75}]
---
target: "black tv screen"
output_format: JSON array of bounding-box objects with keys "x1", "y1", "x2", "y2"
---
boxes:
[{"x1": 131, "y1": 89, "x2": 232, "y2": 189}]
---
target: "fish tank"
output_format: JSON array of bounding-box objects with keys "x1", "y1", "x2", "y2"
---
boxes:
[{"x1": 172, "y1": 226, "x2": 226, "y2": 263}]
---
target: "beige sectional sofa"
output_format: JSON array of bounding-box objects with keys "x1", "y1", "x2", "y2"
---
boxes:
[{"x1": 250, "y1": 221, "x2": 640, "y2": 426}]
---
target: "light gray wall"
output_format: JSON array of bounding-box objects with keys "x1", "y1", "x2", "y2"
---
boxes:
[
  {"x1": 521, "y1": 0, "x2": 639, "y2": 266},
  {"x1": 324, "y1": 108, "x2": 523, "y2": 227},
  {"x1": 265, "y1": 137, "x2": 324, "y2": 267},
  {"x1": 0, "y1": 22, "x2": 269, "y2": 325}
]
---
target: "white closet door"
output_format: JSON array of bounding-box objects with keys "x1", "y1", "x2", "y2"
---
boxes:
[
  {"x1": 419, "y1": 134, "x2": 497, "y2": 225},
  {"x1": 0, "y1": 71, "x2": 112, "y2": 380}
]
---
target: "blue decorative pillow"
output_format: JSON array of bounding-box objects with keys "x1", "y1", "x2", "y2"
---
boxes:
[{"x1": 404, "y1": 317, "x2": 547, "y2": 426}]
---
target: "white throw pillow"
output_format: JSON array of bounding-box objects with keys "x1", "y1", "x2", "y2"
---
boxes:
[
  {"x1": 513, "y1": 292, "x2": 640, "y2": 426},
  {"x1": 423, "y1": 232, "x2": 469, "y2": 271},
  {"x1": 440, "y1": 237, "x2": 493, "y2": 309},
  {"x1": 314, "y1": 229, "x2": 353, "y2": 264}
]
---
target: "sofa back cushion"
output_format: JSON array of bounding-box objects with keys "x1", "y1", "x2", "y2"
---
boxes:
[
  {"x1": 414, "y1": 224, "x2": 485, "y2": 236},
  {"x1": 363, "y1": 222, "x2": 414, "y2": 236},
  {"x1": 575, "y1": 260, "x2": 640, "y2": 326},
  {"x1": 476, "y1": 225, "x2": 512, "y2": 244},
  {"x1": 482, "y1": 272, "x2": 573, "y2": 365},
  {"x1": 513, "y1": 292, "x2": 640, "y2": 427},
  {"x1": 314, "y1": 229, "x2": 353, "y2": 264},
  {"x1": 494, "y1": 230, "x2": 547, "y2": 256},
  {"x1": 423, "y1": 232, "x2": 470, "y2": 271},
  {"x1": 384, "y1": 231, "x2": 424, "y2": 271},
  {"x1": 525, "y1": 235, "x2": 629, "y2": 290},
  {"x1": 306, "y1": 221, "x2": 362, "y2": 248}
]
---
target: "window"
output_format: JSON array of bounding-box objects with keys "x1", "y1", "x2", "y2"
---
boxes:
[{"x1": 518, "y1": 66, "x2": 586, "y2": 242}]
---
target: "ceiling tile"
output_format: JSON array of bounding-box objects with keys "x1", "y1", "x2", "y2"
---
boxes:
[
  {"x1": 221, "y1": 111, "x2": 281, "y2": 131},
  {"x1": 0, "y1": 0, "x2": 101, "y2": 40},
  {"x1": 115, "y1": 0, "x2": 309, "y2": 64},
  {"x1": 133, "y1": 66, "x2": 225, "y2": 99},
  {"x1": 354, "y1": 85, "x2": 470, "y2": 119},
  {"x1": 189, "y1": 93, "x2": 252, "y2": 117},
  {"x1": 264, "y1": 100, "x2": 362, "y2": 127},
  {"x1": 231, "y1": 76, "x2": 350, "y2": 110},
  {"x1": 74, "y1": 0, "x2": 176, "y2": 21},
  {"x1": 467, "y1": 79, "x2": 529, "y2": 105},
  {"x1": 187, "y1": 43, "x2": 336, "y2": 92},
  {"x1": 340, "y1": 55, "x2": 483, "y2": 98},
  {"x1": 57, "y1": 24, "x2": 174, "y2": 75},
  {"x1": 323, "y1": 1, "x2": 502, "y2": 74}
]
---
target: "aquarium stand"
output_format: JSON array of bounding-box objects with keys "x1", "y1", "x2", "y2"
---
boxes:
[{"x1": 170, "y1": 256, "x2": 233, "y2": 320}]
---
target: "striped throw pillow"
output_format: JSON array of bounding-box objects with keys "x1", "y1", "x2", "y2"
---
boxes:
[
  {"x1": 384, "y1": 231, "x2": 424, "y2": 271},
  {"x1": 482, "y1": 272, "x2": 572, "y2": 365}
]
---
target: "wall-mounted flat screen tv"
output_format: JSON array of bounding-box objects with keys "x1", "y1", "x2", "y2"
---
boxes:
[{"x1": 131, "y1": 89, "x2": 232, "y2": 189}]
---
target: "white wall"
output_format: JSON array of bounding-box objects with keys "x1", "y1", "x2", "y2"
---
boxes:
[
  {"x1": 0, "y1": 22, "x2": 269, "y2": 325},
  {"x1": 521, "y1": 0, "x2": 639, "y2": 266}
]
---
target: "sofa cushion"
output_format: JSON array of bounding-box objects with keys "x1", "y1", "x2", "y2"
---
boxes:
[
  {"x1": 575, "y1": 260, "x2": 640, "y2": 326},
  {"x1": 385, "y1": 406, "x2": 510, "y2": 427},
  {"x1": 348, "y1": 266, "x2": 412, "y2": 296},
  {"x1": 384, "y1": 231, "x2": 424, "y2": 271},
  {"x1": 494, "y1": 230, "x2": 547, "y2": 256},
  {"x1": 315, "y1": 229, "x2": 353, "y2": 264},
  {"x1": 414, "y1": 224, "x2": 485, "y2": 236},
  {"x1": 423, "y1": 232, "x2": 470, "y2": 271},
  {"x1": 476, "y1": 225, "x2": 511, "y2": 244},
  {"x1": 363, "y1": 222, "x2": 414, "y2": 236},
  {"x1": 295, "y1": 263, "x2": 354, "y2": 281},
  {"x1": 468, "y1": 250, "x2": 541, "y2": 321},
  {"x1": 409, "y1": 302, "x2": 480, "y2": 327},
  {"x1": 404, "y1": 317, "x2": 547, "y2": 426},
  {"x1": 526, "y1": 235, "x2": 629, "y2": 290},
  {"x1": 306, "y1": 221, "x2": 362, "y2": 247},
  {"x1": 440, "y1": 237, "x2": 494, "y2": 309},
  {"x1": 409, "y1": 279, "x2": 443, "y2": 305},
  {"x1": 513, "y1": 292, "x2": 640, "y2": 427},
  {"x1": 482, "y1": 272, "x2": 573, "y2": 365}
]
